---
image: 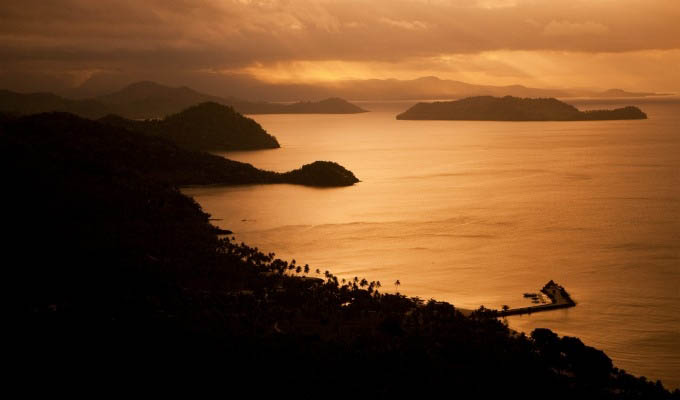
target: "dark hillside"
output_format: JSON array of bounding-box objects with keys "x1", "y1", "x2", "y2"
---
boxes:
[{"x1": 2, "y1": 113, "x2": 675, "y2": 398}]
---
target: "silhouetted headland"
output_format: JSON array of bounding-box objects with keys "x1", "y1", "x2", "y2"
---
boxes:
[
  {"x1": 396, "y1": 96, "x2": 648, "y2": 121},
  {"x1": 1, "y1": 112, "x2": 358, "y2": 187}
]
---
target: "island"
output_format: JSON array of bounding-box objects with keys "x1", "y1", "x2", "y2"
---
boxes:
[
  {"x1": 396, "y1": 96, "x2": 648, "y2": 121},
  {"x1": 99, "y1": 102, "x2": 280, "y2": 151},
  {"x1": 593, "y1": 88, "x2": 667, "y2": 98}
]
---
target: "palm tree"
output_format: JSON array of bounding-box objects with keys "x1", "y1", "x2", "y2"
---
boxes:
[{"x1": 394, "y1": 280, "x2": 401, "y2": 291}]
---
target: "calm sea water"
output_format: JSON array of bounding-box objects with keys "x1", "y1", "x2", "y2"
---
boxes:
[{"x1": 183, "y1": 98, "x2": 680, "y2": 388}]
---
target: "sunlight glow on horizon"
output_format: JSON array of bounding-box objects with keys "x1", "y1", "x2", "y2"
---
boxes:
[{"x1": 227, "y1": 49, "x2": 680, "y2": 92}]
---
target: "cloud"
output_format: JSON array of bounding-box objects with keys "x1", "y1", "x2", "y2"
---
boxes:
[
  {"x1": 0, "y1": 0, "x2": 679, "y2": 92},
  {"x1": 544, "y1": 21, "x2": 609, "y2": 36},
  {"x1": 475, "y1": 0, "x2": 518, "y2": 9},
  {"x1": 379, "y1": 18, "x2": 430, "y2": 31}
]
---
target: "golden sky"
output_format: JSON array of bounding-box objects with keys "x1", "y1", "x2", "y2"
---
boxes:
[{"x1": 1, "y1": 0, "x2": 679, "y2": 93}]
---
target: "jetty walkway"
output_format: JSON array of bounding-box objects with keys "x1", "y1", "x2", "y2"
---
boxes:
[{"x1": 495, "y1": 280, "x2": 575, "y2": 317}]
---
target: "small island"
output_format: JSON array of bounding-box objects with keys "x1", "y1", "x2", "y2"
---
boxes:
[{"x1": 396, "y1": 96, "x2": 648, "y2": 121}]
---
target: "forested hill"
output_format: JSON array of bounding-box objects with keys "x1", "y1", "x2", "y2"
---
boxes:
[
  {"x1": 396, "y1": 96, "x2": 648, "y2": 121},
  {"x1": 99, "y1": 102, "x2": 280, "y2": 151},
  {"x1": 0, "y1": 112, "x2": 358, "y2": 187},
  {"x1": 0, "y1": 89, "x2": 109, "y2": 119}
]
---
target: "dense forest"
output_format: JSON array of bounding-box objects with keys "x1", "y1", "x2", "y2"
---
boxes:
[
  {"x1": 3, "y1": 110, "x2": 676, "y2": 397},
  {"x1": 396, "y1": 96, "x2": 648, "y2": 121}
]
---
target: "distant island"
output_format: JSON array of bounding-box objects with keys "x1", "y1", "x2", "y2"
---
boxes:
[
  {"x1": 233, "y1": 97, "x2": 367, "y2": 114},
  {"x1": 0, "y1": 81, "x2": 367, "y2": 119},
  {"x1": 1, "y1": 112, "x2": 359, "y2": 187},
  {"x1": 396, "y1": 96, "x2": 648, "y2": 121},
  {"x1": 591, "y1": 88, "x2": 666, "y2": 98},
  {"x1": 99, "y1": 102, "x2": 280, "y2": 152}
]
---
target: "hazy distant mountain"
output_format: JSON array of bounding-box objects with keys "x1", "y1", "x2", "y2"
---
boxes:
[
  {"x1": 0, "y1": 89, "x2": 108, "y2": 119},
  {"x1": 396, "y1": 96, "x2": 648, "y2": 121},
  {"x1": 589, "y1": 88, "x2": 663, "y2": 98},
  {"x1": 303, "y1": 76, "x2": 571, "y2": 101},
  {"x1": 99, "y1": 102, "x2": 280, "y2": 151},
  {"x1": 3, "y1": 79, "x2": 664, "y2": 120},
  {"x1": 310, "y1": 77, "x2": 668, "y2": 101},
  {"x1": 96, "y1": 81, "x2": 234, "y2": 119},
  {"x1": 63, "y1": 75, "x2": 584, "y2": 101},
  {"x1": 97, "y1": 81, "x2": 365, "y2": 116},
  {"x1": 234, "y1": 97, "x2": 366, "y2": 114},
  {"x1": 0, "y1": 82, "x2": 367, "y2": 119},
  {"x1": 98, "y1": 81, "x2": 366, "y2": 116}
]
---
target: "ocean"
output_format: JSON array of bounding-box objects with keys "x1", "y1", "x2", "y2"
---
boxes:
[{"x1": 183, "y1": 97, "x2": 680, "y2": 388}]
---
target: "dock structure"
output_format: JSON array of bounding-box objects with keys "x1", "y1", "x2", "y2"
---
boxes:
[{"x1": 495, "y1": 280, "x2": 575, "y2": 317}]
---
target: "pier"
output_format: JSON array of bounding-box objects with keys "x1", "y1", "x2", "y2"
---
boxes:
[{"x1": 495, "y1": 280, "x2": 575, "y2": 317}]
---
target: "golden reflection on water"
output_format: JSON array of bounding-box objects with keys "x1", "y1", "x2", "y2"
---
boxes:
[{"x1": 183, "y1": 100, "x2": 680, "y2": 388}]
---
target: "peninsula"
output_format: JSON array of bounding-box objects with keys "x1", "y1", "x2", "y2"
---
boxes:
[
  {"x1": 396, "y1": 96, "x2": 648, "y2": 121},
  {"x1": 0, "y1": 112, "x2": 359, "y2": 187}
]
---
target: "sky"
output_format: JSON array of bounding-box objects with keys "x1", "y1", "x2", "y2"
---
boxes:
[{"x1": 1, "y1": 0, "x2": 679, "y2": 95}]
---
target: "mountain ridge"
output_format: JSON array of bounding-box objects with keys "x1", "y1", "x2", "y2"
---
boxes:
[{"x1": 0, "y1": 82, "x2": 367, "y2": 119}]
